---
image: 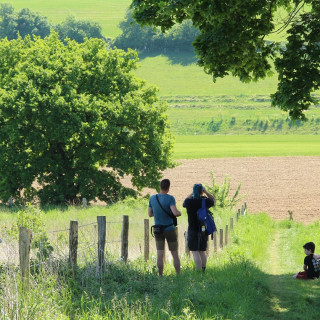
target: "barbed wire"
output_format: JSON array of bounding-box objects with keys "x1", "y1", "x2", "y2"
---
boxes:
[{"x1": 78, "y1": 222, "x2": 97, "y2": 228}]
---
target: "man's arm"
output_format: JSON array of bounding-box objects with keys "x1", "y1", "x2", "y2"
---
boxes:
[
  {"x1": 148, "y1": 207, "x2": 154, "y2": 217},
  {"x1": 303, "y1": 264, "x2": 307, "y2": 271},
  {"x1": 170, "y1": 205, "x2": 181, "y2": 217}
]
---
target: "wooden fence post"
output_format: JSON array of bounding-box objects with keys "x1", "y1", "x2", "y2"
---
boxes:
[
  {"x1": 8, "y1": 196, "x2": 13, "y2": 207},
  {"x1": 82, "y1": 198, "x2": 87, "y2": 208},
  {"x1": 19, "y1": 227, "x2": 32, "y2": 288},
  {"x1": 237, "y1": 209, "x2": 240, "y2": 221},
  {"x1": 121, "y1": 215, "x2": 129, "y2": 263},
  {"x1": 97, "y1": 216, "x2": 106, "y2": 271},
  {"x1": 225, "y1": 225, "x2": 229, "y2": 246},
  {"x1": 184, "y1": 231, "x2": 190, "y2": 256},
  {"x1": 69, "y1": 221, "x2": 78, "y2": 272},
  {"x1": 219, "y1": 229, "x2": 223, "y2": 250},
  {"x1": 230, "y1": 218, "x2": 234, "y2": 230},
  {"x1": 206, "y1": 237, "x2": 210, "y2": 255},
  {"x1": 144, "y1": 219, "x2": 149, "y2": 262},
  {"x1": 213, "y1": 231, "x2": 217, "y2": 252}
]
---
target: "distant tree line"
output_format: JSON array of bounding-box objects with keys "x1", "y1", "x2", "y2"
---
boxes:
[
  {"x1": 0, "y1": 4, "x2": 199, "y2": 52},
  {"x1": 113, "y1": 10, "x2": 199, "y2": 53},
  {"x1": 0, "y1": 3, "x2": 107, "y2": 43}
]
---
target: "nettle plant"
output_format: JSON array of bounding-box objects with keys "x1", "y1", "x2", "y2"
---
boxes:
[
  {"x1": 7, "y1": 204, "x2": 53, "y2": 260},
  {"x1": 205, "y1": 171, "x2": 245, "y2": 208}
]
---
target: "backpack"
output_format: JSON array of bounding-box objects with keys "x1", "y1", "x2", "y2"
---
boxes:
[{"x1": 197, "y1": 198, "x2": 217, "y2": 235}]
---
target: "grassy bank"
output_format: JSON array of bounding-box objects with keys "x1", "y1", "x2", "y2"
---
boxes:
[{"x1": 1, "y1": 200, "x2": 319, "y2": 319}]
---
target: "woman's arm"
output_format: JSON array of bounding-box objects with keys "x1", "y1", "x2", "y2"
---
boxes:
[{"x1": 203, "y1": 189, "x2": 216, "y2": 204}]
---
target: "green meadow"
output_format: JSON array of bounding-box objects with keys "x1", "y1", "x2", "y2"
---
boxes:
[
  {"x1": 173, "y1": 135, "x2": 320, "y2": 159},
  {"x1": 1, "y1": 202, "x2": 319, "y2": 319}
]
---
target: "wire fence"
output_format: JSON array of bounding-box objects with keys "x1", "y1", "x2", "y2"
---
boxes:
[{"x1": 0, "y1": 203, "x2": 248, "y2": 281}]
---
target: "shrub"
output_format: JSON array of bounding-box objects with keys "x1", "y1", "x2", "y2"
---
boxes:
[{"x1": 205, "y1": 171, "x2": 245, "y2": 208}]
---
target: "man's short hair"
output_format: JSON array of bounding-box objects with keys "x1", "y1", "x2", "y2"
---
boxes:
[
  {"x1": 303, "y1": 242, "x2": 315, "y2": 253},
  {"x1": 160, "y1": 179, "x2": 170, "y2": 191}
]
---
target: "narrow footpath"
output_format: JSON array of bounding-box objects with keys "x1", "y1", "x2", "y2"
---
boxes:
[
  {"x1": 267, "y1": 231, "x2": 290, "y2": 315},
  {"x1": 265, "y1": 230, "x2": 319, "y2": 320}
]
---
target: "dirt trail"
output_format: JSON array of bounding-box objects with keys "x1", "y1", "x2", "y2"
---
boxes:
[{"x1": 148, "y1": 156, "x2": 320, "y2": 223}]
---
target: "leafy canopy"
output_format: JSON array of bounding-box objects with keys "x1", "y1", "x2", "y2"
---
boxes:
[
  {"x1": 130, "y1": 0, "x2": 320, "y2": 119},
  {"x1": 0, "y1": 32, "x2": 174, "y2": 205}
]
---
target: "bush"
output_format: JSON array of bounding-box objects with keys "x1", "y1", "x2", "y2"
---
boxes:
[
  {"x1": 205, "y1": 171, "x2": 245, "y2": 208},
  {"x1": 6, "y1": 204, "x2": 53, "y2": 260}
]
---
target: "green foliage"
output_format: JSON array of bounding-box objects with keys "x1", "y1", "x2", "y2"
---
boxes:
[
  {"x1": 6, "y1": 204, "x2": 54, "y2": 260},
  {"x1": 205, "y1": 171, "x2": 244, "y2": 208},
  {"x1": 0, "y1": 32, "x2": 174, "y2": 204},
  {"x1": 113, "y1": 10, "x2": 199, "y2": 53},
  {"x1": 272, "y1": 3, "x2": 320, "y2": 120},
  {"x1": 55, "y1": 15, "x2": 106, "y2": 44},
  {"x1": 130, "y1": 0, "x2": 320, "y2": 119},
  {"x1": 0, "y1": 4, "x2": 106, "y2": 43},
  {"x1": 0, "y1": 3, "x2": 51, "y2": 39}
]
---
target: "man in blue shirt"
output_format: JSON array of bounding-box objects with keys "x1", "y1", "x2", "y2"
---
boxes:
[{"x1": 148, "y1": 179, "x2": 181, "y2": 275}]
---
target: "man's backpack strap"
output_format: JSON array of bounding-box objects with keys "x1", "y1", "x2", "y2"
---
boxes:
[
  {"x1": 156, "y1": 194, "x2": 177, "y2": 226},
  {"x1": 201, "y1": 198, "x2": 206, "y2": 210}
]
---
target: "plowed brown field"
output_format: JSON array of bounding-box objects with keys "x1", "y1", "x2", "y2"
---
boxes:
[{"x1": 157, "y1": 156, "x2": 320, "y2": 223}]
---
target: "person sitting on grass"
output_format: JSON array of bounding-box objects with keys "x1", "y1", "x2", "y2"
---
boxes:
[{"x1": 293, "y1": 242, "x2": 320, "y2": 280}]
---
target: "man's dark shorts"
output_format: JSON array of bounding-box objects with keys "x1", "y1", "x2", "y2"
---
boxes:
[
  {"x1": 187, "y1": 230, "x2": 208, "y2": 251},
  {"x1": 155, "y1": 228, "x2": 178, "y2": 251}
]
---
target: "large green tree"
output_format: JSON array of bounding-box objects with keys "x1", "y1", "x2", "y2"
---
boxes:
[
  {"x1": 0, "y1": 33, "x2": 174, "y2": 205},
  {"x1": 130, "y1": 0, "x2": 320, "y2": 119}
]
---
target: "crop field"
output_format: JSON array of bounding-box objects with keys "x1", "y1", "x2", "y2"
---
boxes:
[
  {"x1": 173, "y1": 135, "x2": 320, "y2": 159},
  {"x1": 165, "y1": 95, "x2": 320, "y2": 135},
  {"x1": 155, "y1": 156, "x2": 320, "y2": 223}
]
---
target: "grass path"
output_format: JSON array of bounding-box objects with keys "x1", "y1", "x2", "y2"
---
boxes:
[
  {"x1": 267, "y1": 231, "x2": 291, "y2": 316},
  {"x1": 265, "y1": 229, "x2": 320, "y2": 319}
]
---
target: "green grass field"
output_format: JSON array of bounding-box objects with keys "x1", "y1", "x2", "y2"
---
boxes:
[
  {"x1": 173, "y1": 135, "x2": 320, "y2": 159},
  {"x1": 1, "y1": 202, "x2": 319, "y2": 319},
  {"x1": 136, "y1": 53, "x2": 278, "y2": 97},
  {"x1": 165, "y1": 95, "x2": 320, "y2": 136}
]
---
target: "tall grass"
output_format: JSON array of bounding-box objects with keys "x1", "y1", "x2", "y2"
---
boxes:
[
  {"x1": 0, "y1": 209, "x2": 275, "y2": 319},
  {"x1": 1, "y1": 201, "x2": 319, "y2": 319}
]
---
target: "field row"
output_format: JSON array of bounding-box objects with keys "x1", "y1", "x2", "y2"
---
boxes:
[{"x1": 173, "y1": 135, "x2": 320, "y2": 159}]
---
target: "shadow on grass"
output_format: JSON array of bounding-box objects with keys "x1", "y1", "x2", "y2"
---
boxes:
[
  {"x1": 138, "y1": 51, "x2": 198, "y2": 66},
  {"x1": 23, "y1": 256, "x2": 320, "y2": 319},
  {"x1": 57, "y1": 258, "x2": 274, "y2": 319},
  {"x1": 263, "y1": 273, "x2": 320, "y2": 320}
]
